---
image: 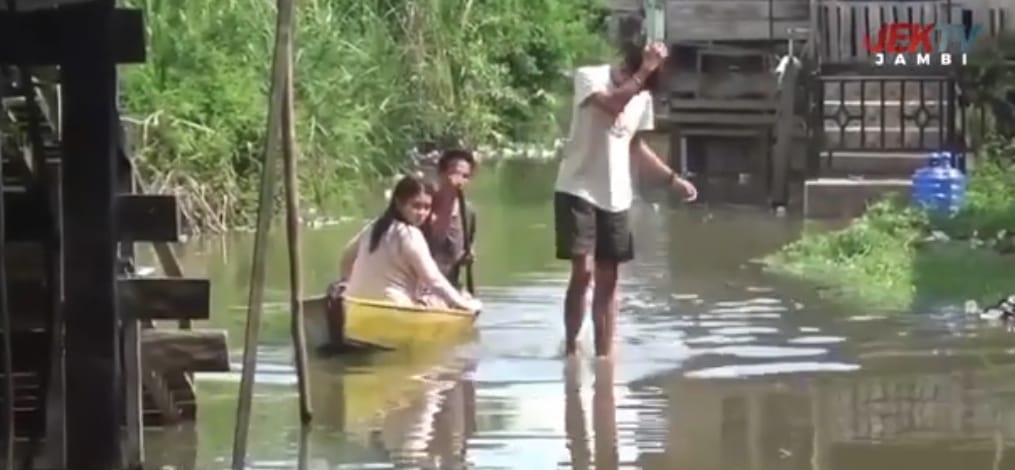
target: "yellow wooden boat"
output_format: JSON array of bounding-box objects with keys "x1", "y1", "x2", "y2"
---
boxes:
[{"x1": 302, "y1": 295, "x2": 479, "y2": 351}]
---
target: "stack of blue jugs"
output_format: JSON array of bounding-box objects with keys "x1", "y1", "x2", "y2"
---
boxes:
[{"x1": 911, "y1": 151, "x2": 966, "y2": 216}]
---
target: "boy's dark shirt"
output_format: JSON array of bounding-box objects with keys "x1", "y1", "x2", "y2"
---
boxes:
[{"x1": 421, "y1": 199, "x2": 476, "y2": 289}]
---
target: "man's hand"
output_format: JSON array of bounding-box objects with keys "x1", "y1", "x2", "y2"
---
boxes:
[
  {"x1": 670, "y1": 173, "x2": 698, "y2": 201},
  {"x1": 640, "y1": 42, "x2": 669, "y2": 74}
]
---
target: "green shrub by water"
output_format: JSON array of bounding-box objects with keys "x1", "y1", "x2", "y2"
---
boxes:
[
  {"x1": 120, "y1": 0, "x2": 611, "y2": 231},
  {"x1": 766, "y1": 136, "x2": 1015, "y2": 310}
]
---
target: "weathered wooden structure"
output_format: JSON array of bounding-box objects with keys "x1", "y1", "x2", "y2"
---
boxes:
[
  {"x1": 0, "y1": 1, "x2": 228, "y2": 468},
  {"x1": 616, "y1": 0, "x2": 1015, "y2": 214}
]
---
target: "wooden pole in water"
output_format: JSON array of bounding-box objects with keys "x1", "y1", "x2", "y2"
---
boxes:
[
  {"x1": 281, "y1": 7, "x2": 313, "y2": 423},
  {"x1": 457, "y1": 189, "x2": 475, "y2": 295},
  {"x1": 230, "y1": 0, "x2": 293, "y2": 465}
]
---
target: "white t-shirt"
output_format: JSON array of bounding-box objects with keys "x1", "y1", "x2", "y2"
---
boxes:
[{"x1": 554, "y1": 64, "x2": 654, "y2": 212}]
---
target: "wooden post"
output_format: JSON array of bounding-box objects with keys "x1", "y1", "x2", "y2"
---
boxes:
[
  {"x1": 770, "y1": 55, "x2": 800, "y2": 206},
  {"x1": 61, "y1": 0, "x2": 122, "y2": 467},
  {"x1": 0, "y1": 71, "x2": 14, "y2": 470},
  {"x1": 116, "y1": 109, "x2": 143, "y2": 469},
  {"x1": 231, "y1": 0, "x2": 294, "y2": 465},
  {"x1": 280, "y1": 14, "x2": 313, "y2": 423},
  {"x1": 297, "y1": 424, "x2": 310, "y2": 470}
]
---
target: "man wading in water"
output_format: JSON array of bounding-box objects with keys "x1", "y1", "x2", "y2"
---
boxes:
[{"x1": 554, "y1": 25, "x2": 697, "y2": 358}]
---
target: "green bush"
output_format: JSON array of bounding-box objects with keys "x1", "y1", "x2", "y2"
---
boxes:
[{"x1": 120, "y1": 0, "x2": 611, "y2": 231}]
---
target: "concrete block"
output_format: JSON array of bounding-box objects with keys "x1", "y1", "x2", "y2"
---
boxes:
[{"x1": 804, "y1": 178, "x2": 912, "y2": 219}]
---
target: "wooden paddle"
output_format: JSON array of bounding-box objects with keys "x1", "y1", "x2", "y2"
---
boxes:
[{"x1": 457, "y1": 188, "x2": 475, "y2": 295}]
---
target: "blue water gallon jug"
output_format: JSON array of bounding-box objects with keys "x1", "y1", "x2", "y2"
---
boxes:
[{"x1": 911, "y1": 151, "x2": 966, "y2": 215}]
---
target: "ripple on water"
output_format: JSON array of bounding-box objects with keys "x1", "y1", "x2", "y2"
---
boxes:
[
  {"x1": 698, "y1": 311, "x2": 782, "y2": 320},
  {"x1": 684, "y1": 361, "x2": 861, "y2": 379},
  {"x1": 683, "y1": 335, "x2": 758, "y2": 345},
  {"x1": 709, "y1": 326, "x2": 780, "y2": 335},
  {"x1": 694, "y1": 345, "x2": 828, "y2": 359},
  {"x1": 713, "y1": 297, "x2": 784, "y2": 307},
  {"x1": 788, "y1": 335, "x2": 847, "y2": 344}
]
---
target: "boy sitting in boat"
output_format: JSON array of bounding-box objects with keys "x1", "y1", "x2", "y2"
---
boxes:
[
  {"x1": 420, "y1": 148, "x2": 477, "y2": 289},
  {"x1": 332, "y1": 175, "x2": 481, "y2": 313}
]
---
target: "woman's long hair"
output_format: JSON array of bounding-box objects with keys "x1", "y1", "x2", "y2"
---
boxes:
[{"x1": 368, "y1": 175, "x2": 430, "y2": 253}]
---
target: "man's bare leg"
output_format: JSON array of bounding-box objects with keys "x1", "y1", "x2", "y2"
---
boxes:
[
  {"x1": 564, "y1": 255, "x2": 594, "y2": 355},
  {"x1": 591, "y1": 261, "x2": 620, "y2": 357}
]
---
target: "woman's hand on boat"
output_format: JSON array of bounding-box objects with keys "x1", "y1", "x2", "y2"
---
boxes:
[{"x1": 327, "y1": 280, "x2": 347, "y2": 301}]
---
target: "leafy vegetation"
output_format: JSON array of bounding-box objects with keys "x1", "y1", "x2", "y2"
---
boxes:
[{"x1": 120, "y1": 0, "x2": 612, "y2": 231}]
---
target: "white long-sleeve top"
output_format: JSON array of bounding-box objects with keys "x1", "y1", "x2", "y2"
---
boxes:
[{"x1": 344, "y1": 220, "x2": 477, "y2": 311}]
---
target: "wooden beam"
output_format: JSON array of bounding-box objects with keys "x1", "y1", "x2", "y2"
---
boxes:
[
  {"x1": 3, "y1": 192, "x2": 181, "y2": 242},
  {"x1": 141, "y1": 329, "x2": 230, "y2": 373},
  {"x1": 662, "y1": 113, "x2": 777, "y2": 126},
  {"x1": 119, "y1": 277, "x2": 210, "y2": 321},
  {"x1": 0, "y1": 0, "x2": 95, "y2": 10},
  {"x1": 8, "y1": 278, "x2": 209, "y2": 320},
  {"x1": 61, "y1": 1, "x2": 121, "y2": 466},
  {"x1": 0, "y1": 8, "x2": 144, "y2": 65},
  {"x1": 140, "y1": 368, "x2": 181, "y2": 424},
  {"x1": 669, "y1": 98, "x2": 778, "y2": 111}
]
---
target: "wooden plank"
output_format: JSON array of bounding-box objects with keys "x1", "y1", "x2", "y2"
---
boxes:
[
  {"x1": 118, "y1": 194, "x2": 181, "y2": 242},
  {"x1": 667, "y1": 73, "x2": 777, "y2": 98},
  {"x1": 666, "y1": 1, "x2": 808, "y2": 22},
  {"x1": 61, "y1": 1, "x2": 121, "y2": 466},
  {"x1": 140, "y1": 329, "x2": 230, "y2": 373},
  {"x1": 663, "y1": 113, "x2": 777, "y2": 125},
  {"x1": 7, "y1": 278, "x2": 209, "y2": 321},
  {"x1": 828, "y1": 4, "x2": 840, "y2": 61},
  {"x1": 124, "y1": 320, "x2": 144, "y2": 465},
  {"x1": 839, "y1": 3, "x2": 852, "y2": 61},
  {"x1": 0, "y1": 8, "x2": 144, "y2": 65},
  {"x1": 3, "y1": 192, "x2": 180, "y2": 242},
  {"x1": 669, "y1": 98, "x2": 778, "y2": 110},
  {"x1": 665, "y1": 0, "x2": 809, "y2": 40},
  {"x1": 667, "y1": 18, "x2": 810, "y2": 40},
  {"x1": 0, "y1": 0, "x2": 94, "y2": 10},
  {"x1": 676, "y1": 127, "x2": 773, "y2": 136},
  {"x1": 140, "y1": 368, "x2": 180, "y2": 423},
  {"x1": 855, "y1": 4, "x2": 867, "y2": 61},
  {"x1": 119, "y1": 277, "x2": 210, "y2": 321}
]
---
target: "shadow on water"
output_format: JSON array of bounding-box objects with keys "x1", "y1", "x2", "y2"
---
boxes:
[{"x1": 142, "y1": 162, "x2": 1015, "y2": 469}]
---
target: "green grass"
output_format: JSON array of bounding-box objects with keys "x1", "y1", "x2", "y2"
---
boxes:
[
  {"x1": 765, "y1": 137, "x2": 1015, "y2": 311},
  {"x1": 119, "y1": 0, "x2": 612, "y2": 231}
]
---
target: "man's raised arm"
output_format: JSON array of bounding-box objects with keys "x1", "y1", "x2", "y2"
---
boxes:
[{"x1": 580, "y1": 43, "x2": 667, "y2": 116}]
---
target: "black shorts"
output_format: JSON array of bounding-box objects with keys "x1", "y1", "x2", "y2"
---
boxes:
[{"x1": 553, "y1": 191, "x2": 633, "y2": 262}]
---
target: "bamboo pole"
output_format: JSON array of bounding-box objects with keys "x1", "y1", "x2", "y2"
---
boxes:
[
  {"x1": 230, "y1": 0, "x2": 293, "y2": 466},
  {"x1": 281, "y1": 10, "x2": 313, "y2": 423}
]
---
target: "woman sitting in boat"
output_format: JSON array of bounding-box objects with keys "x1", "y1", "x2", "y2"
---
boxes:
[{"x1": 334, "y1": 175, "x2": 482, "y2": 312}]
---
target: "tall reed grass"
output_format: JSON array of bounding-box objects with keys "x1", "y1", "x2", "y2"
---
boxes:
[{"x1": 120, "y1": 0, "x2": 611, "y2": 231}]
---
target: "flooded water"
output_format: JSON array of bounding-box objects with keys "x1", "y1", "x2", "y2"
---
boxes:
[{"x1": 143, "y1": 161, "x2": 1015, "y2": 469}]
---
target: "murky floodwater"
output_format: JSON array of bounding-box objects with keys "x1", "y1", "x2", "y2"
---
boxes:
[{"x1": 142, "y1": 161, "x2": 1015, "y2": 469}]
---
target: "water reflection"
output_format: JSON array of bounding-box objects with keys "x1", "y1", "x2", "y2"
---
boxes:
[
  {"x1": 146, "y1": 165, "x2": 1015, "y2": 469},
  {"x1": 564, "y1": 359, "x2": 618, "y2": 469}
]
